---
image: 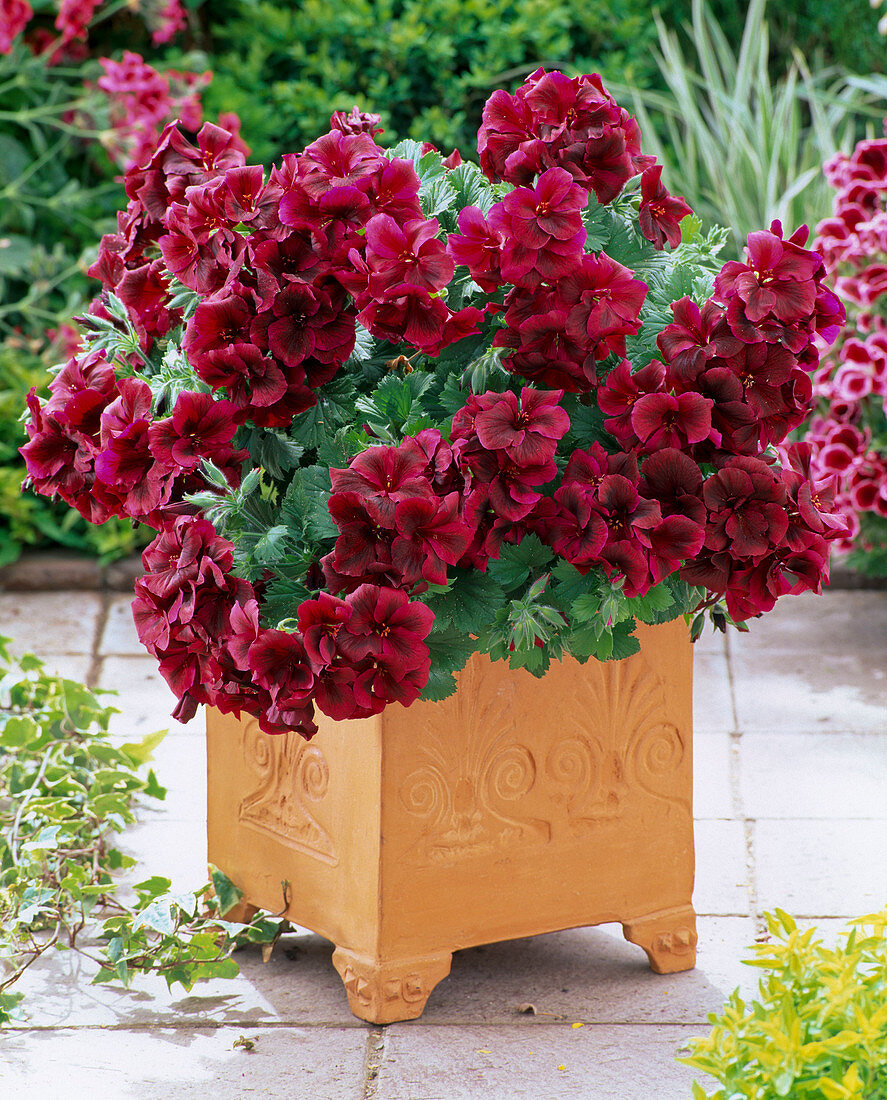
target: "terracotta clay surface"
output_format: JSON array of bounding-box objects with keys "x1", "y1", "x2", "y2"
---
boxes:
[{"x1": 206, "y1": 618, "x2": 696, "y2": 1024}]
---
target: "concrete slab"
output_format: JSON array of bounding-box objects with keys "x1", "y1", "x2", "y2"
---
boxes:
[
  {"x1": 729, "y1": 649, "x2": 886, "y2": 734},
  {"x1": 693, "y1": 819, "x2": 750, "y2": 915},
  {"x1": 375, "y1": 1023, "x2": 708, "y2": 1100},
  {"x1": 754, "y1": 818, "x2": 887, "y2": 916},
  {"x1": 0, "y1": 590, "x2": 103, "y2": 656},
  {"x1": 692, "y1": 731, "x2": 734, "y2": 818},
  {"x1": 100, "y1": 593, "x2": 145, "y2": 655},
  {"x1": 692, "y1": 652, "x2": 735, "y2": 735},
  {"x1": 98, "y1": 655, "x2": 180, "y2": 740},
  {"x1": 0, "y1": 1025, "x2": 368, "y2": 1100},
  {"x1": 733, "y1": 590, "x2": 887, "y2": 653},
  {"x1": 418, "y1": 917, "x2": 756, "y2": 1027},
  {"x1": 739, "y1": 731, "x2": 887, "y2": 819}
]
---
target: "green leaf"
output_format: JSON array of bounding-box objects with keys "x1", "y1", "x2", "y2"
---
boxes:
[
  {"x1": 120, "y1": 728, "x2": 168, "y2": 766},
  {"x1": 488, "y1": 535, "x2": 554, "y2": 592},
  {"x1": 210, "y1": 866, "x2": 245, "y2": 918},
  {"x1": 422, "y1": 569, "x2": 506, "y2": 635},
  {"x1": 627, "y1": 583, "x2": 676, "y2": 624},
  {"x1": 419, "y1": 627, "x2": 476, "y2": 702},
  {"x1": 133, "y1": 896, "x2": 177, "y2": 936}
]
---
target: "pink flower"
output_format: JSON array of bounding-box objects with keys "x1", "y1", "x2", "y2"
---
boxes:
[{"x1": 0, "y1": 0, "x2": 32, "y2": 53}]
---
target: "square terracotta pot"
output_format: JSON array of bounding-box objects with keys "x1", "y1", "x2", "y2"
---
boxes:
[{"x1": 206, "y1": 617, "x2": 696, "y2": 1024}]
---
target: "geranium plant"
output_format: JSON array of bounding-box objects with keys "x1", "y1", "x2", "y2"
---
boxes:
[
  {"x1": 21, "y1": 71, "x2": 848, "y2": 738},
  {"x1": 804, "y1": 136, "x2": 887, "y2": 576}
]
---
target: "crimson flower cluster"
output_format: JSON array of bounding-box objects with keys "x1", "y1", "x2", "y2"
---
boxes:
[
  {"x1": 21, "y1": 352, "x2": 245, "y2": 526},
  {"x1": 133, "y1": 514, "x2": 435, "y2": 734},
  {"x1": 20, "y1": 69, "x2": 853, "y2": 741},
  {"x1": 804, "y1": 135, "x2": 887, "y2": 561}
]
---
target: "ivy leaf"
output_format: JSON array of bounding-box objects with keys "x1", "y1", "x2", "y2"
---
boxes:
[
  {"x1": 422, "y1": 569, "x2": 506, "y2": 634},
  {"x1": 133, "y1": 895, "x2": 177, "y2": 936},
  {"x1": 210, "y1": 867, "x2": 245, "y2": 918}
]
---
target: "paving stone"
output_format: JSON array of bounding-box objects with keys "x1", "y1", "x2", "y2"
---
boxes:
[
  {"x1": 0, "y1": 590, "x2": 103, "y2": 656},
  {"x1": 98, "y1": 656, "x2": 180, "y2": 740},
  {"x1": 99, "y1": 593, "x2": 144, "y2": 655},
  {"x1": 740, "y1": 731, "x2": 887, "y2": 819},
  {"x1": 755, "y1": 818, "x2": 887, "y2": 916},
  {"x1": 6, "y1": 929, "x2": 358, "y2": 1030},
  {"x1": 0, "y1": 1025, "x2": 368, "y2": 1099},
  {"x1": 733, "y1": 590, "x2": 887, "y2": 654},
  {"x1": 118, "y1": 729, "x2": 207, "y2": 824},
  {"x1": 376, "y1": 1023, "x2": 707, "y2": 1100},
  {"x1": 729, "y1": 648, "x2": 886, "y2": 734},
  {"x1": 104, "y1": 554, "x2": 145, "y2": 592},
  {"x1": 693, "y1": 819, "x2": 749, "y2": 916},
  {"x1": 693, "y1": 731, "x2": 734, "y2": 818},
  {"x1": 418, "y1": 917, "x2": 755, "y2": 1027},
  {"x1": 693, "y1": 651, "x2": 735, "y2": 735}
]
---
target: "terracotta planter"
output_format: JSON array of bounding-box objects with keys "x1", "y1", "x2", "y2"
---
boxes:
[{"x1": 206, "y1": 617, "x2": 697, "y2": 1024}]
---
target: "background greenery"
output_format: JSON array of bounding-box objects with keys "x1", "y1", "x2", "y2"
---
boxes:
[{"x1": 2, "y1": 0, "x2": 886, "y2": 565}]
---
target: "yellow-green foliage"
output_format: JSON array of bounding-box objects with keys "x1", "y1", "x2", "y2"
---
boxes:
[{"x1": 682, "y1": 909, "x2": 887, "y2": 1099}]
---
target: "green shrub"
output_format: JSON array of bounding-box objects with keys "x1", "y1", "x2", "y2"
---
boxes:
[
  {"x1": 682, "y1": 909, "x2": 887, "y2": 1099},
  {"x1": 197, "y1": 0, "x2": 663, "y2": 163}
]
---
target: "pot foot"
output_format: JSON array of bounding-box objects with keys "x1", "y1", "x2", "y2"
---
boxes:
[
  {"x1": 331, "y1": 947, "x2": 453, "y2": 1024},
  {"x1": 621, "y1": 905, "x2": 697, "y2": 973}
]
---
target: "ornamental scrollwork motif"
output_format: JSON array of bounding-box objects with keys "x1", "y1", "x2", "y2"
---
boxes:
[
  {"x1": 397, "y1": 650, "x2": 689, "y2": 863},
  {"x1": 239, "y1": 719, "x2": 338, "y2": 865}
]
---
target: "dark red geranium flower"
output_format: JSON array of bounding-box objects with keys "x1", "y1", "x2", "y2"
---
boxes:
[
  {"x1": 597, "y1": 358, "x2": 665, "y2": 443},
  {"x1": 391, "y1": 492, "x2": 472, "y2": 585},
  {"x1": 446, "y1": 206, "x2": 504, "y2": 292},
  {"x1": 184, "y1": 291, "x2": 255, "y2": 365},
  {"x1": 252, "y1": 281, "x2": 356, "y2": 368},
  {"x1": 296, "y1": 593, "x2": 352, "y2": 671},
  {"x1": 658, "y1": 298, "x2": 743, "y2": 383},
  {"x1": 560, "y1": 253, "x2": 647, "y2": 359},
  {"x1": 336, "y1": 584, "x2": 434, "y2": 678},
  {"x1": 330, "y1": 106, "x2": 384, "y2": 139},
  {"x1": 148, "y1": 391, "x2": 243, "y2": 471},
  {"x1": 647, "y1": 515, "x2": 706, "y2": 584},
  {"x1": 468, "y1": 449, "x2": 557, "y2": 521},
  {"x1": 473, "y1": 387, "x2": 570, "y2": 465},
  {"x1": 630, "y1": 390, "x2": 716, "y2": 453},
  {"x1": 364, "y1": 214, "x2": 454, "y2": 295},
  {"x1": 638, "y1": 165, "x2": 692, "y2": 249},
  {"x1": 195, "y1": 343, "x2": 287, "y2": 412},
  {"x1": 549, "y1": 484, "x2": 608, "y2": 564},
  {"x1": 640, "y1": 448, "x2": 705, "y2": 526},
  {"x1": 297, "y1": 130, "x2": 386, "y2": 199},
  {"x1": 330, "y1": 444, "x2": 433, "y2": 527},
  {"x1": 247, "y1": 629, "x2": 316, "y2": 710},
  {"x1": 327, "y1": 491, "x2": 395, "y2": 582},
  {"x1": 702, "y1": 457, "x2": 789, "y2": 560},
  {"x1": 358, "y1": 283, "x2": 450, "y2": 350}
]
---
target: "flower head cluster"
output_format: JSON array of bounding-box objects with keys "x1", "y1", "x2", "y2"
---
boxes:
[
  {"x1": 21, "y1": 349, "x2": 245, "y2": 527},
  {"x1": 803, "y1": 133, "x2": 887, "y2": 566},
  {"x1": 477, "y1": 68, "x2": 654, "y2": 201},
  {"x1": 21, "y1": 70, "x2": 851, "y2": 743}
]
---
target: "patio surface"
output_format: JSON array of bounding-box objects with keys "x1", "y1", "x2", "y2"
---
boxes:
[{"x1": 0, "y1": 585, "x2": 885, "y2": 1099}]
